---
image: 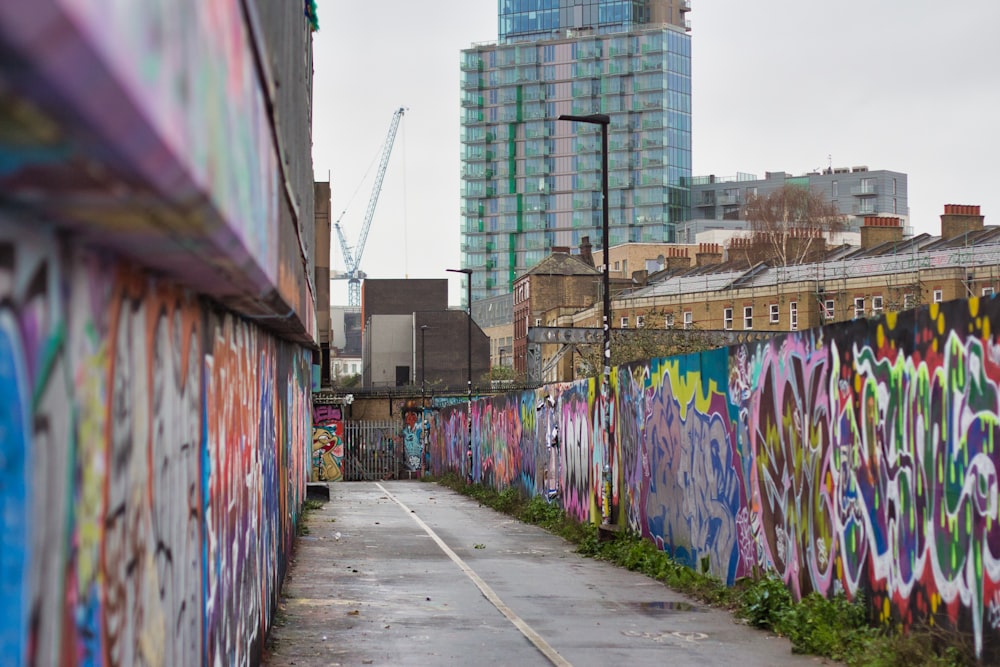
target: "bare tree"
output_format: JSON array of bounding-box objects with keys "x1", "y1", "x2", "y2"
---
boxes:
[
  {"x1": 573, "y1": 313, "x2": 730, "y2": 378},
  {"x1": 735, "y1": 185, "x2": 845, "y2": 267}
]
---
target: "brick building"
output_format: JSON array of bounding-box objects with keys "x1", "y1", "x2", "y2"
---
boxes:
[
  {"x1": 567, "y1": 205, "x2": 997, "y2": 350},
  {"x1": 512, "y1": 249, "x2": 601, "y2": 375}
]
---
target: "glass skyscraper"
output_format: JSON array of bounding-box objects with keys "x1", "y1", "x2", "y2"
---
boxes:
[{"x1": 460, "y1": 1, "x2": 692, "y2": 302}]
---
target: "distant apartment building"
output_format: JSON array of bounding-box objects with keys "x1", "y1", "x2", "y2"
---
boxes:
[
  {"x1": 564, "y1": 206, "x2": 995, "y2": 358},
  {"x1": 460, "y1": 0, "x2": 693, "y2": 303},
  {"x1": 690, "y1": 167, "x2": 909, "y2": 231}
]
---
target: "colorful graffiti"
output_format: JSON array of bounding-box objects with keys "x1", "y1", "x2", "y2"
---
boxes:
[
  {"x1": 312, "y1": 404, "x2": 345, "y2": 481},
  {"x1": 0, "y1": 219, "x2": 311, "y2": 665},
  {"x1": 401, "y1": 402, "x2": 427, "y2": 474},
  {"x1": 430, "y1": 295, "x2": 1000, "y2": 660}
]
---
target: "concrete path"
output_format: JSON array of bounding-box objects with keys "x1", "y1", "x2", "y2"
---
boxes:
[{"x1": 263, "y1": 481, "x2": 835, "y2": 667}]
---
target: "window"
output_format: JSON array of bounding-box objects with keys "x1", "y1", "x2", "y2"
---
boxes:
[
  {"x1": 636, "y1": 315, "x2": 645, "y2": 328},
  {"x1": 723, "y1": 307, "x2": 733, "y2": 330},
  {"x1": 535, "y1": 318, "x2": 542, "y2": 327},
  {"x1": 832, "y1": 180, "x2": 838, "y2": 197},
  {"x1": 665, "y1": 313, "x2": 674, "y2": 328},
  {"x1": 743, "y1": 306, "x2": 753, "y2": 330},
  {"x1": 620, "y1": 316, "x2": 629, "y2": 328},
  {"x1": 903, "y1": 293, "x2": 915, "y2": 309},
  {"x1": 683, "y1": 311, "x2": 693, "y2": 329},
  {"x1": 872, "y1": 296, "x2": 883, "y2": 315},
  {"x1": 769, "y1": 304, "x2": 779, "y2": 324},
  {"x1": 823, "y1": 299, "x2": 835, "y2": 320},
  {"x1": 983, "y1": 287, "x2": 995, "y2": 297},
  {"x1": 854, "y1": 297, "x2": 865, "y2": 319},
  {"x1": 933, "y1": 289, "x2": 943, "y2": 303},
  {"x1": 614, "y1": 260, "x2": 620, "y2": 270},
  {"x1": 789, "y1": 302, "x2": 798, "y2": 331}
]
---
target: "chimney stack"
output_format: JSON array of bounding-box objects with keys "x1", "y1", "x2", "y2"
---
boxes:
[
  {"x1": 940, "y1": 204, "x2": 984, "y2": 241},
  {"x1": 579, "y1": 236, "x2": 595, "y2": 267},
  {"x1": 696, "y1": 242, "x2": 723, "y2": 267},
  {"x1": 860, "y1": 216, "x2": 903, "y2": 249},
  {"x1": 665, "y1": 246, "x2": 692, "y2": 271}
]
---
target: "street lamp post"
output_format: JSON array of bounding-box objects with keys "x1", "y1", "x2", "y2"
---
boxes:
[
  {"x1": 420, "y1": 324, "x2": 429, "y2": 476},
  {"x1": 559, "y1": 112, "x2": 613, "y2": 525},
  {"x1": 420, "y1": 324, "x2": 429, "y2": 396},
  {"x1": 447, "y1": 267, "x2": 474, "y2": 482}
]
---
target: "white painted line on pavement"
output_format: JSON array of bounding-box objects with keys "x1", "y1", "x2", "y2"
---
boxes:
[{"x1": 376, "y1": 482, "x2": 573, "y2": 667}]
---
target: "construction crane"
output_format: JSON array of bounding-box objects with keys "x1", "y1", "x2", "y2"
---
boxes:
[{"x1": 333, "y1": 106, "x2": 406, "y2": 306}]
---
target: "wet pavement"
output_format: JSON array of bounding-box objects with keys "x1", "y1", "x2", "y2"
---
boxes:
[{"x1": 263, "y1": 481, "x2": 836, "y2": 667}]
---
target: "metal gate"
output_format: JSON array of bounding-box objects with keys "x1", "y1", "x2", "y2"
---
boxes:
[{"x1": 342, "y1": 420, "x2": 403, "y2": 481}]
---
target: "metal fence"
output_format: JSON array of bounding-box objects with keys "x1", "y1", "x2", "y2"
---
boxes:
[{"x1": 342, "y1": 420, "x2": 404, "y2": 481}]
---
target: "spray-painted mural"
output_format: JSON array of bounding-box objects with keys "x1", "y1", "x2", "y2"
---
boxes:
[
  {"x1": 401, "y1": 401, "x2": 429, "y2": 474},
  {"x1": 312, "y1": 404, "x2": 345, "y2": 481},
  {"x1": 430, "y1": 295, "x2": 1000, "y2": 660},
  {"x1": 0, "y1": 220, "x2": 311, "y2": 665}
]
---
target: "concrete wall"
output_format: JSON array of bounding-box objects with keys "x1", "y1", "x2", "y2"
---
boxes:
[
  {"x1": 430, "y1": 294, "x2": 1000, "y2": 661},
  {"x1": 0, "y1": 222, "x2": 311, "y2": 664},
  {"x1": 363, "y1": 315, "x2": 414, "y2": 388}
]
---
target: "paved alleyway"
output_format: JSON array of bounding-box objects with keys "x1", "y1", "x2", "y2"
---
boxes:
[{"x1": 264, "y1": 482, "x2": 834, "y2": 667}]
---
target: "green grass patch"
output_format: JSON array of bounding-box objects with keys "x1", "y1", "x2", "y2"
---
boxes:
[
  {"x1": 430, "y1": 474, "x2": 974, "y2": 666},
  {"x1": 296, "y1": 497, "x2": 326, "y2": 536}
]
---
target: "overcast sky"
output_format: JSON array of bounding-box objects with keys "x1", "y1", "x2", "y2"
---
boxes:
[{"x1": 312, "y1": 1, "x2": 1000, "y2": 306}]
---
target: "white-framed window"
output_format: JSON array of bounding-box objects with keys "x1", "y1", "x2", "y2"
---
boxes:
[
  {"x1": 769, "y1": 304, "x2": 780, "y2": 324},
  {"x1": 854, "y1": 297, "x2": 865, "y2": 319},
  {"x1": 665, "y1": 313, "x2": 674, "y2": 328},
  {"x1": 933, "y1": 289, "x2": 943, "y2": 303},
  {"x1": 535, "y1": 317, "x2": 542, "y2": 327},
  {"x1": 723, "y1": 307, "x2": 733, "y2": 330},
  {"x1": 872, "y1": 295, "x2": 883, "y2": 315},
  {"x1": 983, "y1": 287, "x2": 995, "y2": 297},
  {"x1": 823, "y1": 299, "x2": 835, "y2": 320},
  {"x1": 620, "y1": 316, "x2": 629, "y2": 328},
  {"x1": 789, "y1": 301, "x2": 798, "y2": 330},
  {"x1": 743, "y1": 306, "x2": 753, "y2": 330},
  {"x1": 903, "y1": 293, "x2": 915, "y2": 309},
  {"x1": 636, "y1": 315, "x2": 645, "y2": 328},
  {"x1": 683, "y1": 311, "x2": 693, "y2": 329}
]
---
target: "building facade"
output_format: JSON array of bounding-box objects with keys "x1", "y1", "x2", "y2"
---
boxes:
[
  {"x1": 690, "y1": 167, "x2": 909, "y2": 231},
  {"x1": 360, "y1": 279, "x2": 490, "y2": 391},
  {"x1": 512, "y1": 252, "x2": 601, "y2": 374},
  {"x1": 498, "y1": 0, "x2": 691, "y2": 43},
  {"x1": 461, "y1": 2, "x2": 693, "y2": 302},
  {"x1": 563, "y1": 207, "x2": 997, "y2": 365}
]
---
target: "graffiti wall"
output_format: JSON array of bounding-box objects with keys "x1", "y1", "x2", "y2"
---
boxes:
[
  {"x1": 430, "y1": 296, "x2": 1000, "y2": 660},
  {"x1": 312, "y1": 403, "x2": 345, "y2": 481},
  {"x1": 0, "y1": 219, "x2": 311, "y2": 665}
]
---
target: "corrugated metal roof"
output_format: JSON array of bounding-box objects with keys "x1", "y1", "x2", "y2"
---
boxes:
[{"x1": 632, "y1": 233, "x2": 1000, "y2": 296}]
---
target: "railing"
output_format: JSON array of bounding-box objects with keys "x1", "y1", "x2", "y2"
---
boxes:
[{"x1": 342, "y1": 420, "x2": 403, "y2": 481}]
